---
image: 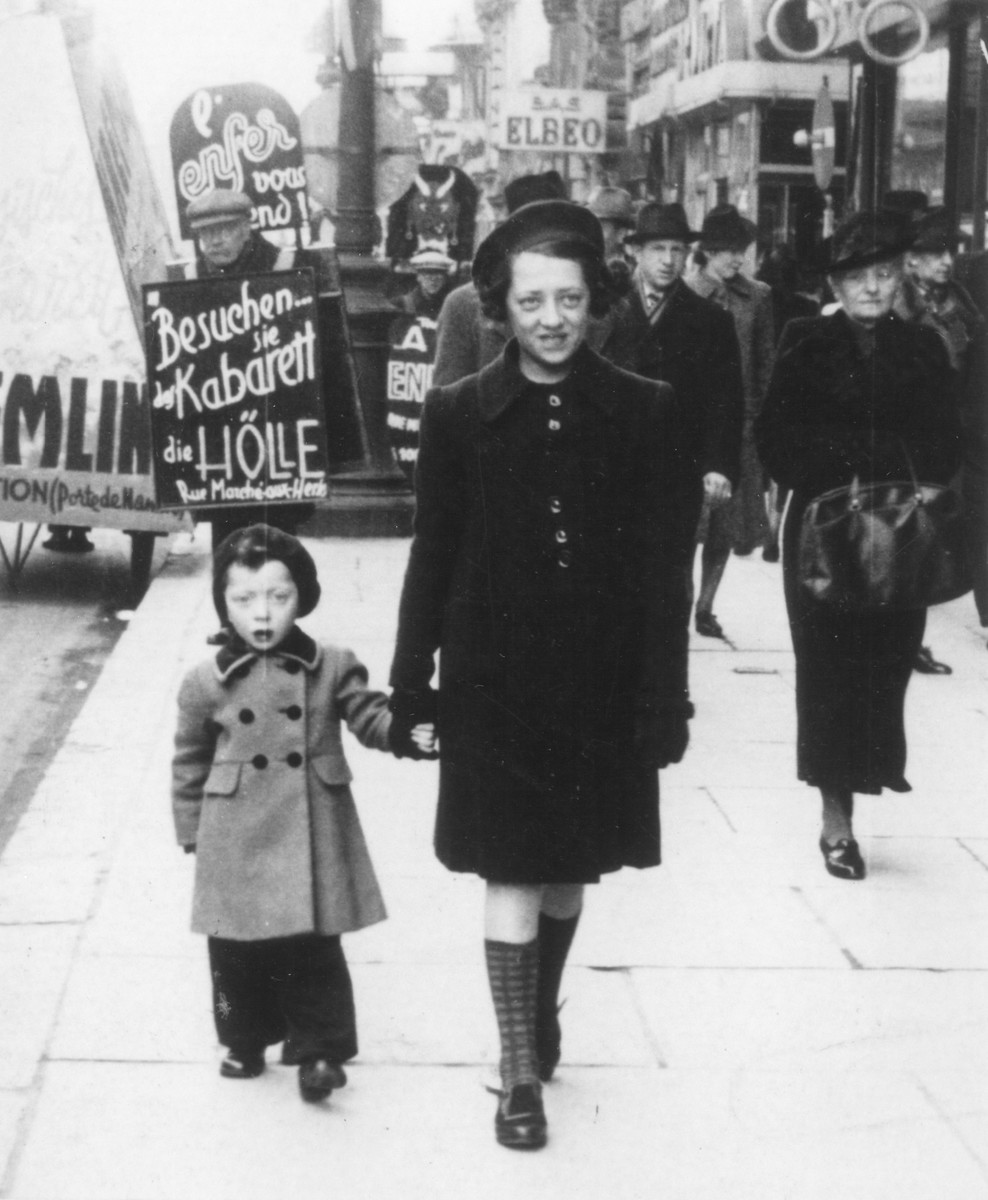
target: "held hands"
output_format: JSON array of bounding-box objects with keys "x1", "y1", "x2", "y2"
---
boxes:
[
  {"x1": 410, "y1": 723, "x2": 438, "y2": 757},
  {"x1": 389, "y1": 689, "x2": 440, "y2": 760}
]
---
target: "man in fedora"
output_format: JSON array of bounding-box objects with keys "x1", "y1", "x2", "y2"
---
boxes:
[
  {"x1": 586, "y1": 185, "x2": 636, "y2": 296},
  {"x1": 432, "y1": 171, "x2": 568, "y2": 386},
  {"x1": 686, "y1": 204, "x2": 775, "y2": 638},
  {"x1": 600, "y1": 201, "x2": 744, "y2": 603},
  {"x1": 896, "y1": 206, "x2": 988, "y2": 656}
]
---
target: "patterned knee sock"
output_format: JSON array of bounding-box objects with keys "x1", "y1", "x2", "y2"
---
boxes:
[{"x1": 485, "y1": 938, "x2": 539, "y2": 1092}]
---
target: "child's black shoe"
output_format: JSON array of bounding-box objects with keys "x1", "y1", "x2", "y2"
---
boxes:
[
  {"x1": 220, "y1": 1048, "x2": 265, "y2": 1079},
  {"x1": 298, "y1": 1059, "x2": 347, "y2": 1102}
]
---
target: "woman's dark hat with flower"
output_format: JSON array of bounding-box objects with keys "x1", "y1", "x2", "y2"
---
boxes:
[
  {"x1": 503, "y1": 171, "x2": 567, "y2": 214},
  {"x1": 212, "y1": 524, "x2": 321, "y2": 622},
  {"x1": 472, "y1": 199, "x2": 605, "y2": 292},
  {"x1": 829, "y1": 210, "x2": 914, "y2": 273},
  {"x1": 909, "y1": 206, "x2": 962, "y2": 254},
  {"x1": 624, "y1": 202, "x2": 699, "y2": 245},
  {"x1": 698, "y1": 204, "x2": 757, "y2": 250}
]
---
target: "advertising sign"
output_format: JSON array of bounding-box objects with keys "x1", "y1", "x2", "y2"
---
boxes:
[
  {"x1": 385, "y1": 315, "x2": 437, "y2": 478},
  {"x1": 171, "y1": 83, "x2": 309, "y2": 239},
  {"x1": 143, "y1": 270, "x2": 330, "y2": 511},
  {"x1": 497, "y1": 89, "x2": 609, "y2": 154},
  {"x1": 0, "y1": 16, "x2": 182, "y2": 533}
]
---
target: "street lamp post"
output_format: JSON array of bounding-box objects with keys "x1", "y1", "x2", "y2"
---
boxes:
[{"x1": 316, "y1": 0, "x2": 413, "y2": 536}]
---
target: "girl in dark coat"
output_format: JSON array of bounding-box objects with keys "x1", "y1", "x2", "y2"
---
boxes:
[
  {"x1": 756, "y1": 213, "x2": 962, "y2": 881},
  {"x1": 389, "y1": 200, "x2": 694, "y2": 1149}
]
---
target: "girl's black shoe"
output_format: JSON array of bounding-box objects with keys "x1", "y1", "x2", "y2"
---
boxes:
[
  {"x1": 220, "y1": 1049, "x2": 265, "y2": 1079},
  {"x1": 819, "y1": 837, "x2": 866, "y2": 880},
  {"x1": 298, "y1": 1059, "x2": 347, "y2": 1102},
  {"x1": 495, "y1": 1083, "x2": 548, "y2": 1150}
]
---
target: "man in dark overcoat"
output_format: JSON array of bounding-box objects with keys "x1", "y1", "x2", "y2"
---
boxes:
[
  {"x1": 389, "y1": 199, "x2": 694, "y2": 1151},
  {"x1": 599, "y1": 202, "x2": 744, "y2": 607}
]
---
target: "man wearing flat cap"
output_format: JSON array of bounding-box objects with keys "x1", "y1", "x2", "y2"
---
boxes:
[
  {"x1": 755, "y1": 210, "x2": 961, "y2": 883},
  {"x1": 432, "y1": 172, "x2": 568, "y2": 386},
  {"x1": 390, "y1": 197, "x2": 693, "y2": 1152},
  {"x1": 394, "y1": 248, "x2": 457, "y2": 320},
  {"x1": 586, "y1": 185, "x2": 636, "y2": 297},
  {"x1": 600, "y1": 201, "x2": 744, "y2": 598},
  {"x1": 896, "y1": 207, "x2": 988, "y2": 640}
]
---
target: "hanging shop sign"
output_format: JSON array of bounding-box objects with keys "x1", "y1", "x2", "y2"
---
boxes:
[
  {"x1": 385, "y1": 315, "x2": 437, "y2": 479},
  {"x1": 764, "y1": 0, "x2": 929, "y2": 66},
  {"x1": 143, "y1": 270, "x2": 330, "y2": 511},
  {"x1": 0, "y1": 14, "x2": 182, "y2": 533},
  {"x1": 171, "y1": 83, "x2": 309, "y2": 239},
  {"x1": 497, "y1": 89, "x2": 609, "y2": 154}
]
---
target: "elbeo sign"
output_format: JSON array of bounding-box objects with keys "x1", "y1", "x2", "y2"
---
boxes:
[{"x1": 497, "y1": 89, "x2": 609, "y2": 154}]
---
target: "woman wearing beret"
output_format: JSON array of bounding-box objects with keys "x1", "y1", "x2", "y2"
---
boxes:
[
  {"x1": 755, "y1": 212, "x2": 962, "y2": 881},
  {"x1": 389, "y1": 200, "x2": 694, "y2": 1149}
]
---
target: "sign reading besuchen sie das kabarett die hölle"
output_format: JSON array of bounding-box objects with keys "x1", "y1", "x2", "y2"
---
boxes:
[{"x1": 143, "y1": 269, "x2": 329, "y2": 511}]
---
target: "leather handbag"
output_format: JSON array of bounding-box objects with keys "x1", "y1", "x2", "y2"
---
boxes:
[{"x1": 798, "y1": 451, "x2": 971, "y2": 612}]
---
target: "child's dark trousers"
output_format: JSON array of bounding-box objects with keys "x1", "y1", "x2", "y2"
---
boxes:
[{"x1": 208, "y1": 933, "x2": 357, "y2": 1064}]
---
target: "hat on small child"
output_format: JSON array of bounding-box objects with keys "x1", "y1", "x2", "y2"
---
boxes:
[{"x1": 212, "y1": 524, "x2": 321, "y2": 622}]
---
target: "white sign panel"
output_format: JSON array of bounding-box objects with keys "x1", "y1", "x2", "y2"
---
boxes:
[{"x1": 497, "y1": 89, "x2": 609, "y2": 154}]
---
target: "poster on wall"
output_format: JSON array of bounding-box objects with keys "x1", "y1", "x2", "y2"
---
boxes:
[
  {"x1": 143, "y1": 270, "x2": 330, "y2": 511},
  {"x1": 170, "y1": 83, "x2": 309, "y2": 239},
  {"x1": 0, "y1": 15, "x2": 183, "y2": 533}
]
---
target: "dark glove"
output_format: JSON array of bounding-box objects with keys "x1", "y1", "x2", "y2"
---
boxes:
[
  {"x1": 388, "y1": 689, "x2": 439, "y2": 760},
  {"x1": 183, "y1": 844, "x2": 196, "y2": 855},
  {"x1": 633, "y1": 700, "x2": 694, "y2": 769}
]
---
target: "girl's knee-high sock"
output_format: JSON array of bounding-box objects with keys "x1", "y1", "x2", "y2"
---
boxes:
[
  {"x1": 485, "y1": 938, "x2": 539, "y2": 1092},
  {"x1": 536, "y1": 910, "x2": 580, "y2": 1077}
]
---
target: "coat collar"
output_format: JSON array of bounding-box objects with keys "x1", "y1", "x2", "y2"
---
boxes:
[
  {"x1": 476, "y1": 338, "x2": 618, "y2": 423},
  {"x1": 214, "y1": 625, "x2": 321, "y2": 684},
  {"x1": 689, "y1": 269, "x2": 757, "y2": 302}
]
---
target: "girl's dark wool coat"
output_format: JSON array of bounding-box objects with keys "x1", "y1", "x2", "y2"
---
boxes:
[
  {"x1": 172, "y1": 630, "x2": 391, "y2": 940},
  {"x1": 756, "y1": 311, "x2": 962, "y2": 793},
  {"x1": 390, "y1": 342, "x2": 693, "y2": 884}
]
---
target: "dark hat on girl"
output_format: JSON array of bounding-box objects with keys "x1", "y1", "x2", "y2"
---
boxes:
[
  {"x1": 472, "y1": 199, "x2": 604, "y2": 292},
  {"x1": 624, "y1": 202, "x2": 699, "y2": 245},
  {"x1": 212, "y1": 524, "x2": 321, "y2": 622},
  {"x1": 698, "y1": 204, "x2": 757, "y2": 249},
  {"x1": 503, "y1": 171, "x2": 567, "y2": 214},
  {"x1": 829, "y1": 210, "x2": 913, "y2": 273}
]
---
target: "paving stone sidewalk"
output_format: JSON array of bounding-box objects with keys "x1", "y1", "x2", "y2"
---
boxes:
[{"x1": 0, "y1": 527, "x2": 985, "y2": 1200}]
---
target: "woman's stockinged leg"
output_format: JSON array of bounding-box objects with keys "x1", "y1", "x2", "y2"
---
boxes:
[
  {"x1": 819, "y1": 788, "x2": 866, "y2": 880},
  {"x1": 820, "y1": 787, "x2": 854, "y2": 844}
]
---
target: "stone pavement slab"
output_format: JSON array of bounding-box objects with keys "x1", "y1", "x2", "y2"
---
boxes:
[{"x1": 1, "y1": 532, "x2": 987, "y2": 1199}]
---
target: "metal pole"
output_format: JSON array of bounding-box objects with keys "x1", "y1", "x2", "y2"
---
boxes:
[
  {"x1": 972, "y1": 14, "x2": 988, "y2": 251},
  {"x1": 943, "y1": 16, "x2": 966, "y2": 226}
]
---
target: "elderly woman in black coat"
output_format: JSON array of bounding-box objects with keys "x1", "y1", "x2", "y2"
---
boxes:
[
  {"x1": 388, "y1": 200, "x2": 694, "y2": 1149},
  {"x1": 755, "y1": 212, "x2": 962, "y2": 881}
]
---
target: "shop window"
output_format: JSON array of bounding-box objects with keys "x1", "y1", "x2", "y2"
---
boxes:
[{"x1": 761, "y1": 101, "x2": 848, "y2": 168}]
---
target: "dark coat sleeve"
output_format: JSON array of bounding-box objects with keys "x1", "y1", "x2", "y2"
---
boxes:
[
  {"x1": 701, "y1": 303, "x2": 745, "y2": 485},
  {"x1": 389, "y1": 385, "x2": 467, "y2": 694},
  {"x1": 756, "y1": 316, "x2": 962, "y2": 496},
  {"x1": 432, "y1": 287, "x2": 482, "y2": 388}
]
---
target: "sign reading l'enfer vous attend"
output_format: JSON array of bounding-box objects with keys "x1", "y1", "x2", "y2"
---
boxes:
[{"x1": 497, "y1": 89, "x2": 609, "y2": 154}]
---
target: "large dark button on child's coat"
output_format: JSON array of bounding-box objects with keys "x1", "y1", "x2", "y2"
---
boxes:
[
  {"x1": 252, "y1": 754, "x2": 268, "y2": 769},
  {"x1": 286, "y1": 752, "x2": 303, "y2": 768},
  {"x1": 239, "y1": 708, "x2": 255, "y2": 724},
  {"x1": 285, "y1": 705, "x2": 302, "y2": 721}
]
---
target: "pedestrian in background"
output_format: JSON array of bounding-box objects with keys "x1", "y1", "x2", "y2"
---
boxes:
[
  {"x1": 756, "y1": 213, "x2": 961, "y2": 881},
  {"x1": 393, "y1": 247, "x2": 457, "y2": 320},
  {"x1": 600, "y1": 202, "x2": 744, "y2": 633},
  {"x1": 585, "y1": 184, "x2": 636, "y2": 298},
  {"x1": 389, "y1": 199, "x2": 693, "y2": 1150},
  {"x1": 896, "y1": 206, "x2": 988, "y2": 654},
  {"x1": 172, "y1": 525, "x2": 435, "y2": 1101},
  {"x1": 687, "y1": 205, "x2": 775, "y2": 638},
  {"x1": 431, "y1": 171, "x2": 567, "y2": 386}
]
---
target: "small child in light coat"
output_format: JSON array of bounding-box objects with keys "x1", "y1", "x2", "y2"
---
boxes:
[{"x1": 172, "y1": 525, "x2": 434, "y2": 1102}]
